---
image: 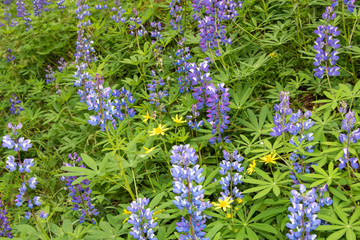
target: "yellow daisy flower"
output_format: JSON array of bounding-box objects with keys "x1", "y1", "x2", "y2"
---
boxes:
[
  {"x1": 172, "y1": 114, "x2": 187, "y2": 124},
  {"x1": 226, "y1": 213, "x2": 232, "y2": 219},
  {"x1": 260, "y1": 151, "x2": 279, "y2": 165},
  {"x1": 142, "y1": 111, "x2": 153, "y2": 123},
  {"x1": 237, "y1": 198, "x2": 243, "y2": 204},
  {"x1": 149, "y1": 124, "x2": 169, "y2": 136},
  {"x1": 212, "y1": 197, "x2": 233, "y2": 212},
  {"x1": 270, "y1": 52, "x2": 277, "y2": 58},
  {"x1": 247, "y1": 160, "x2": 256, "y2": 175}
]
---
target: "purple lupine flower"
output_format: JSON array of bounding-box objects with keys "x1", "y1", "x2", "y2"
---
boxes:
[
  {"x1": 16, "y1": 0, "x2": 33, "y2": 31},
  {"x1": 9, "y1": 95, "x2": 24, "y2": 115},
  {"x1": 169, "y1": 0, "x2": 184, "y2": 33},
  {"x1": 127, "y1": 198, "x2": 157, "y2": 240},
  {"x1": 45, "y1": 65, "x2": 55, "y2": 83},
  {"x1": 5, "y1": 156, "x2": 17, "y2": 172},
  {"x1": 270, "y1": 91, "x2": 293, "y2": 137},
  {"x1": 286, "y1": 184, "x2": 332, "y2": 240},
  {"x1": 170, "y1": 145, "x2": 211, "y2": 239},
  {"x1": 28, "y1": 177, "x2": 37, "y2": 189},
  {"x1": 313, "y1": 5, "x2": 341, "y2": 78},
  {"x1": 111, "y1": 0, "x2": 126, "y2": 23},
  {"x1": 0, "y1": 199, "x2": 13, "y2": 238},
  {"x1": 61, "y1": 153, "x2": 99, "y2": 224},
  {"x1": 192, "y1": 0, "x2": 242, "y2": 55},
  {"x1": 6, "y1": 49, "x2": 15, "y2": 62},
  {"x1": 344, "y1": 0, "x2": 356, "y2": 12},
  {"x1": 39, "y1": 211, "x2": 48, "y2": 219},
  {"x1": 57, "y1": 58, "x2": 67, "y2": 73},
  {"x1": 218, "y1": 150, "x2": 244, "y2": 200},
  {"x1": 95, "y1": 0, "x2": 108, "y2": 10},
  {"x1": 128, "y1": 7, "x2": 147, "y2": 37},
  {"x1": 57, "y1": 0, "x2": 66, "y2": 10},
  {"x1": 205, "y1": 83, "x2": 231, "y2": 144}
]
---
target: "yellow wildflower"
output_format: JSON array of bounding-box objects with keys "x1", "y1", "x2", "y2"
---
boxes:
[
  {"x1": 270, "y1": 52, "x2": 277, "y2": 58},
  {"x1": 149, "y1": 124, "x2": 169, "y2": 136},
  {"x1": 123, "y1": 218, "x2": 129, "y2": 224},
  {"x1": 235, "y1": 207, "x2": 239, "y2": 211},
  {"x1": 260, "y1": 151, "x2": 279, "y2": 165},
  {"x1": 247, "y1": 160, "x2": 256, "y2": 175},
  {"x1": 226, "y1": 213, "x2": 232, "y2": 218},
  {"x1": 237, "y1": 198, "x2": 243, "y2": 204},
  {"x1": 123, "y1": 209, "x2": 132, "y2": 215},
  {"x1": 172, "y1": 114, "x2": 187, "y2": 124},
  {"x1": 142, "y1": 111, "x2": 153, "y2": 123},
  {"x1": 143, "y1": 147, "x2": 155, "y2": 159},
  {"x1": 212, "y1": 197, "x2": 233, "y2": 212}
]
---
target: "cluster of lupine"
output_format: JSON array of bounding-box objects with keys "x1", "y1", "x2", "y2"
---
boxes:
[
  {"x1": 57, "y1": 57, "x2": 67, "y2": 73},
  {"x1": 45, "y1": 65, "x2": 55, "y2": 83},
  {"x1": 79, "y1": 74, "x2": 136, "y2": 130},
  {"x1": 205, "y1": 83, "x2": 231, "y2": 144},
  {"x1": 129, "y1": 7, "x2": 147, "y2": 37},
  {"x1": 270, "y1": 91, "x2": 293, "y2": 137},
  {"x1": 95, "y1": 0, "x2": 108, "y2": 10},
  {"x1": 286, "y1": 184, "x2": 332, "y2": 240},
  {"x1": 289, "y1": 132, "x2": 315, "y2": 185},
  {"x1": 60, "y1": 153, "x2": 99, "y2": 224},
  {"x1": 33, "y1": 0, "x2": 52, "y2": 17},
  {"x1": 170, "y1": 145, "x2": 211, "y2": 239},
  {"x1": 110, "y1": 0, "x2": 126, "y2": 24},
  {"x1": 218, "y1": 150, "x2": 244, "y2": 200},
  {"x1": 5, "y1": 49, "x2": 15, "y2": 63},
  {"x1": 192, "y1": 0, "x2": 243, "y2": 55},
  {"x1": 169, "y1": 0, "x2": 184, "y2": 33},
  {"x1": 9, "y1": 94, "x2": 24, "y2": 115},
  {"x1": 175, "y1": 38, "x2": 193, "y2": 93},
  {"x1": 338, "y1": 102, "x2": 360, "y2": 170},
  {"x1": 186, "y1": 60, "x2": 210, "y2": 130},
  {"x1": 147, "y1": 72, "x2": 168, "y2": 113},
  {"x1": 343, "y1": 0, "x2": 356, "y2": 12},
  {"x1": 56, "y1": 0, "x2": 65, "y2": 10},
  {"x1": 2, "y1": 122, "x2": 48, "y2": 220},
  {"x1": 16, "y1": 0, "x2": 32, "y2": 30},
  {"x1": 313, "y1": 4, "x2": 340, "y2": 79},
  {"x1": 73, "y1": 0, "x2": 95, "y2": 90},
  {"x1": 126, "y1": 198, "x2": 157, "y2": 240},
  {"x1": 0, "y1": 199, "x2": 12, "y2": 239}
]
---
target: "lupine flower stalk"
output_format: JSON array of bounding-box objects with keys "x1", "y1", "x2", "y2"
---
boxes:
[
  {"x1": 57, "y1": 58, "x2": 67, "y2": 73},
  {"x1": 61, "y1": 153, "x2": 99, "y2": 224},
  {"x1": 313, "y1": 5, "x2": 340, "y2": 79},
  {"x1": 286, "y1": 184, "x2": 332, "y2": 240},
  {"x1": 9, "y1": 94, "x2": 24, "y2": 115},
  {"x1": 0, "y1": 199, "x2": 12, "y2": 238},
  {"x1": 5, "y1": 49, "x2": 15, "y2": 63},
  {"x1": 270, "y1": 91, "x2": 293, "y2": 137},
  {"x1": 45, "y1": 65, "x2": 55, "y2": 83},
  {"x1": 127, "y1": 198, "x2": 157, "y2": 240},
  {"x1": 110, "y1": 0, "x2": 126, "y2": 23},
  {"x1": 192, "y1": 0, "x2": 243, "y2": 56},
  {"x1": 338, "y1": 103, "x2": 360, "y2": 170},
  {"x1": 218, "y1": 150, "x2": 244, "y2": 200},
  {"x1": 128, "y1": 7, "x2": 147, "y2": 37},
  {"x1": 2, "y1": 122, "x2": 49, "y2": 225},
  {"x1": 170, "y1": 145, "x2": 211, "y2": 239},
  {"x1": 205, "y1": 83, "x2": 231, "y2": 144}
]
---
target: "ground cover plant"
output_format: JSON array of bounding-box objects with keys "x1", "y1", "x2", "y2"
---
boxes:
[{"x1": 0, "y1": 0, "x2": 360, "y2": 239}]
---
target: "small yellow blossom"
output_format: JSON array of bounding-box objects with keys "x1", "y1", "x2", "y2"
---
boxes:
[
  {"x1": 142, "y1": 111, "x2": 153, "y2": 123},
  {"x1": 172, "y1": 114, "x2": 187, "y2": 124},
  {"x1": 237, "y1": 198, "x2": 243, "y2": 204},
  {"x1": 149, "y1": 124, "x2": 169, "y2": 136},
  {"x1": 235, "y1": 207, "x2": 239, "y2": 211},
  {"x1": 247, "y1": 160, "x2": 256, "y2": 175},
  {"x1": 226, "y1": 213, "x2": 232, "y2": 218},
  {"x1": 212, "y1": 197, "x2": 233, "y2": 212},
  {"x1": 270, "y1": 52, "x2": 277, "y2": 58},
  {"x1": 260, "y1": 151, "x2": 279, "y2": 165},
  {"x1": 143, "y1": 147, "x2": 155, "y2": 159},
  {"x1": 154, "y1": 208, "x2": 165, "y2": 215},
  {"x1": 123, "y1": 218, "x2": 129, "y2": 224}
]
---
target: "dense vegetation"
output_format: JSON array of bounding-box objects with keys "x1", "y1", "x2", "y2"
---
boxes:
[{"x1": 1, "y1": 0, "x2": 360, "y2": 239}]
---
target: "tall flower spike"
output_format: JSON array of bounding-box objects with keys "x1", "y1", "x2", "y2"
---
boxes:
[
  {"x1": 218, "y1": 150, "x2": 244, "y2": 200},
  {"x1": 0, "y1": 199, "x2": 13, "y2": 238},
  {"x1": 61, "y1": 153, "x2": 99, "y2": 224},
  {"x1": 205, "y1": 83, "x2": 231, "y2": 144},
  {"x1": 9, "y1": 94, "x2": 24, "y2": 115},
  {"x1": 192, "y1": 0, "x2": 243, "y2": 56},
  {"x1": 286, "y1": 184, "x2": 332, "y2": 240},
  {"x1": 270, "y1": 91, "x2": 293, "y2": 137},
  {"x1": 170, "y1": 145, "x2": 211, "y2": 239},
  {"x1": 127, "y1": 198, "x2": 157, "y2": 240},
  {"x1": 313, "y1": 5, "x2": 341, "y2": 79}
]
